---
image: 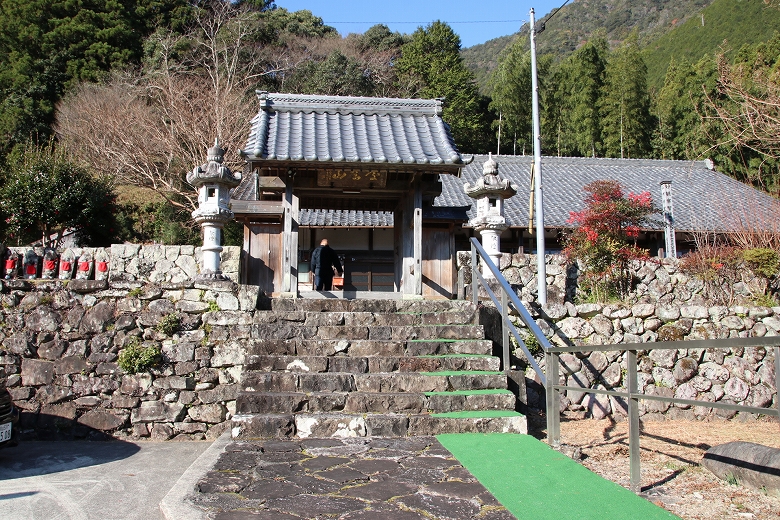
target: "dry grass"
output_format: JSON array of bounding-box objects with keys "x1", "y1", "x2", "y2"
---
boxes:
[{"x1": 546, "y1": 417, "x2": 780, "y2": 520}]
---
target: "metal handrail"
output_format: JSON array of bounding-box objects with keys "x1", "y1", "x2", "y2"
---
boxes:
[
  {"x1": 464, "y1": 237, "x2": 780, "y2": 493},
  {"x1": 468, "y1": 238, "x2": 550, "y2": 383},
  {"x1": 546, "y1": 337, "x2": 780, "y2": 492}
]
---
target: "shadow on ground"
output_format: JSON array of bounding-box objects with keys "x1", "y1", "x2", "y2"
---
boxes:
[{"x1": 0, "y1": 413, "x2": 140, "y2": 481}]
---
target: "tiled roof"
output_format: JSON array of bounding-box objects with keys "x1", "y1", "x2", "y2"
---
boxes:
[
  {"x1": 241, "y1": 92, "x2": 467, "y2": 166},
  {"x1": 299, "y1": 209, "x2": 394, "y2": 227},
  {"x1": 231, "y1": 153, "x2": 780, "y2": 233},
  {"x1": 435, "y1": 156, "x2": 780, "y2": 232}
]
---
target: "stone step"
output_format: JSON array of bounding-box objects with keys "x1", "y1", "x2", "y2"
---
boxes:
[
  {"x1": 269, "y1": 299, "x2": 477, "y2": 314},
  {"x1": 270, "y1": 299, "x2": 399, "y2": 313},
  {"x1": 241, "y1": 371, "x2": 508, "y2": 394},
  {"x1": 243, "y1": 354, "x2": 500, "y2": 373},
  {"x1": 245, "y1": 339, "x2": 495, "y2": 357},
  {"x1": 254, "y1": 309, "x2": 480, "y2": 327},
  {"x1": 235, "y1": 389, "x2": 516, "y2": 415},
  {"x1": 231, "y1": 410, "x2": 527, "y2": 439},
  {"x1": 249, "y1": 323, "x2": 485, "y2": 341}
]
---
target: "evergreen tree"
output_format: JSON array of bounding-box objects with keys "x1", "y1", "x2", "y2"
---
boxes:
[
  {"x1": 286, "y1": 50, "x2": 374, "y2": 96},
  {"x1": 394, "y1": 21, "x2": 491, "y2": 153},
  {"x1": 0, "y1": 0, "x2": 192, "y2": 160},
  {"x1": 0, "y1": 142, "x2": 118, "y2": 246},
  {"x1": 599, "y1": 34, "x2": 654, "y2": 158},
  {"x1": 488, "y1": 39, "x2": 534, "y2": 155},
  {"x1": 554, "y1": 36, "x2": 609, "y2": 157},
  {"x1": 652, "y1": 57, "x2": 715, "y2": 161}
]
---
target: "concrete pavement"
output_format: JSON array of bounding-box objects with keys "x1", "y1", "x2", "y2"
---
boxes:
[{"x1": 0, "y1": 439, "x2": 210, "y2": 520}]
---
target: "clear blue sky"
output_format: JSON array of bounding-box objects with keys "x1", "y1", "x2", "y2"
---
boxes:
[{"x1": 274, "y1": 1, "x2": 565, "y2": 48}]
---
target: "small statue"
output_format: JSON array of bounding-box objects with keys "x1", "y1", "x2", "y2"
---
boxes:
[
  {"x1": 23, "y1": 249, "x2": 38, "y2": 279},
  {"x1": 3, "y1": 249, "x2": 18, "y2": 280},
  {"x1": 76, "y1": 251, "x2": 94, "y2": 280},
  {"x1": 42, "y1": 248, "x2": 58, "y2": 279},
  {"x1": 59, "y1": 249, "x2": 75, "y2": 280},
  {"x1": 94, "y1": 250, "x2": 109, "y2": 280}
]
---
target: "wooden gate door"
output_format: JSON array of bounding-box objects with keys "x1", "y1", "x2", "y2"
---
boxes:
[
  {"x1": 243, "y1": 224, "x2": 282, "y2": 293},
  {"x1": 422, "y1": 225, "x2": 454, "y2": 299}
]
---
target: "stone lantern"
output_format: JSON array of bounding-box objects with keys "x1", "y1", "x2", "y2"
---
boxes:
[
  {"x1": 187, "y1": 139, "x2": 241, "y2": 282},
  {"x1": 464, "y1": 153, "x2": 517, "y2": 277}
]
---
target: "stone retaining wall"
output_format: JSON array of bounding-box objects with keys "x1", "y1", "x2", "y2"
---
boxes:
[
  {"x1": 464, "y1": 252, "x2": 778, "y2": 420},
  {"x1": 0, "y1": 279, "x2": 260, "y2": 440}
]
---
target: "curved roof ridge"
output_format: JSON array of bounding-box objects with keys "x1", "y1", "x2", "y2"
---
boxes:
[{"x1": 256, "y1": 91, "x2": 443, "y2": 116}]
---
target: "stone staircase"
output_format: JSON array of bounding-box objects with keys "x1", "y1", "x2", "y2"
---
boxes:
[{"x1": 231, "y1": 299, "x2": 526, "y2": 439}]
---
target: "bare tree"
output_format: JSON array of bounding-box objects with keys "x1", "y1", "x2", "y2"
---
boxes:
[
  {"x1": 705, "y1": 54, "x2": 780, "y2": 161},
  {"x1": 56, "y1": 1, "x2": 282, "y2": 209}
]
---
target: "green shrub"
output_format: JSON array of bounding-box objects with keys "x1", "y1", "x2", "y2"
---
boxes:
[
  {"x1": 752, "y1": 293, "x2": 778, "y2": 307},
  {"x1": 520, "y1": 333, "x2": 542, "y2": 356},
  {"x1": 743, "y1": 248, "x2": 780, "y2": 278},
  {"x1": 157, "y1": 313, "x2": 181, "y2": 336},
  {"x1": 117, "y1": 340, "x2": 161, "y2": 374}
]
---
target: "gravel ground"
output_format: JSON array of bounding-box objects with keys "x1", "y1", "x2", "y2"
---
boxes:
[{"x1": 535, "y1": 415, "x2": 780, "y2": 520}]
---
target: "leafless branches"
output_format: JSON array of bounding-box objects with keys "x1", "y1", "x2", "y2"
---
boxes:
[
  {"x1": 704, "y1": 54, "x2": 780, "y2": 161},
  {"x1": 55, "y1": 1, "x2": 271, "y2": 210}
]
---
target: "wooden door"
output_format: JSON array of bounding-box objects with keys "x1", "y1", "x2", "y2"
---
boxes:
[
  {"x1": 422, "y1": 225, "x2": 454, "y2": 298},
  {"x1": 243, "y1": 224, "x2": 282, "y2": 294},
  {"x1": 345, "y1": 262, "x2": 395, "y2": 292}
]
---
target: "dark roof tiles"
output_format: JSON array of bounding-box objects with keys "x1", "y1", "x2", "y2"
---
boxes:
[
  {"x1": 299, "y1": 209, "x2": 394, "y2": 227},
  {"x1": 436, "y1": 155, "x2": 780, "y2": 233},
  {"x1": 242, "y1": 92, "x2": 466, "y2": 166}
]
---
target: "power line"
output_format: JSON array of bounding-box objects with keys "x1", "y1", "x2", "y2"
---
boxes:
[{"x1": 325, "y1": 19, "x2": 525, "y2": 25}]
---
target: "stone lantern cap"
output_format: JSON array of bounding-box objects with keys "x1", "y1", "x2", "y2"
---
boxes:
[
  {"x1": 463, "y1": 153, "x2": 517, "y2": 199},
  {"x1": 187, "y1": 139, "x2": 241, "y2": 188}
]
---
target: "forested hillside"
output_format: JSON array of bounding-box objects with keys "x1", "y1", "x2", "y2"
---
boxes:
[
  {"x1": 1, "y1": 0, "x2": 779, "y2": 249},
  {"x1": 465, "y1": 0, "x2": 780, "y2": 95},
  {"x1": 644, "y1": 0, "x2": 780, "y2": 89}
]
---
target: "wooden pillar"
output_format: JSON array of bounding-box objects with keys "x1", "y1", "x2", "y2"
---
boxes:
[
  {"x1": 394, "y1": 202, "x2": 403, "y2": 291},
  {"x1": 281, "y1": 179, "x2": 299, "y2": 295},
  {"x1": 400, "y1": 178, "x2": 423, "y2": 297},
  {"x1": 413, "y1": 180, "x2": 422, "y2": 296}
]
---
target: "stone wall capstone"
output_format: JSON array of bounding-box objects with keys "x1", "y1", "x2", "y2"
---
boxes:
[{"x1": 2, "y1": 245, "x2": 240, "y2": 284}]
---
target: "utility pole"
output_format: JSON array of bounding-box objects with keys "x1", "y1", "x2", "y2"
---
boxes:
[{"x1": 530, "y1": 7, "x2": 547, "y2": 305}]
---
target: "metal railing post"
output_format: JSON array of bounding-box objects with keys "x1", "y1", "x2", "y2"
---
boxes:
[
  {"x1": 546, "y1": 350, "x2": 560, "y2": 448},
  {"x1": 627, "y1": 350, "x2": 641, "y2": 493},
  {"x1": 502, "y1": 289, "x2": 510, "y2": 371},
  {"x1": 775, "y1": 346, "x2": 779, "y2": 419},
  {"x1": 471, "y1": 243, "x2": 479, "y2": 304}
]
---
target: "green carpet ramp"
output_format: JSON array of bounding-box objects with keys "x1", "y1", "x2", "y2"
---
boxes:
[{"x1": 437, "y1": 433, "x2": 680, "y2": 520}]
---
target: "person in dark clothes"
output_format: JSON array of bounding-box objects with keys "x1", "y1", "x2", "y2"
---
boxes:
[{"x1": 311, "y1": 238, "x2": 343, "y2": 291}]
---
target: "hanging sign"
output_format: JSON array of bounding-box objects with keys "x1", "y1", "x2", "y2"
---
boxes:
[{"x1": 317, "y1": 169, "x2": 387, "y2": 188}]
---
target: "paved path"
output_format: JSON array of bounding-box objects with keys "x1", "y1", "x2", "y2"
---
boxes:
[
  {"x1": 0, "y1": 440, "x2": 210, "y2": 520},
  {"x1": 187, "y1": 436, "x2": 516, "y2": 520}
]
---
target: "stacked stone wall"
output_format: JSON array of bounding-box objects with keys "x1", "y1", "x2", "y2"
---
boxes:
[
  {"x1": 464, "y1": 252, "x2": 778, "y2": 420},
  {"x1": 0, "y1": 278, "x2": 261, "y2": 440}
]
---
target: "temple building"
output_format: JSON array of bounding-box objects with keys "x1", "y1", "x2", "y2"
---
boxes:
[{"x1": 231, "y1": 92, "x2": 780, "y2": 298}]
